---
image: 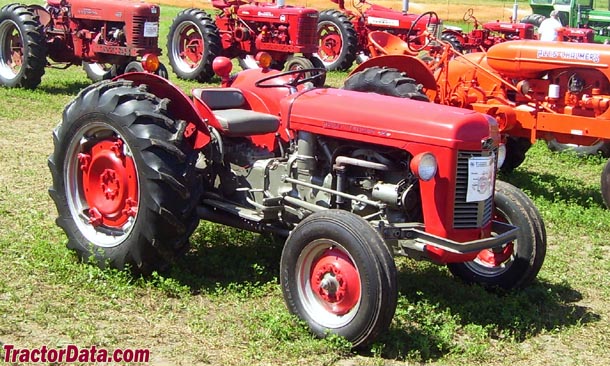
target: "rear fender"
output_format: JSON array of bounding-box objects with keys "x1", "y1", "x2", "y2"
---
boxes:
[
  {"x1": 28, "y1": 5, "x2": 52, "y2": 27},
  {"x1": 117, "y1": 73, "x2": 211, "y2": 149},
  {"x1": 349, "y1": 55, "x2": 437, "y2": 90}
]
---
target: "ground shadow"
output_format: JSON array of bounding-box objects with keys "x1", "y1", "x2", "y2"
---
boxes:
[
  {"x1": 37, "y1": 80, "x2": 92, "y2": 95},
  {"x1": 369, "y1": 265, "x2": 599, "y2": 361}
]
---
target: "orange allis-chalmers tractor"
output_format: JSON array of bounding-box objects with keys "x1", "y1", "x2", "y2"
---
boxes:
[{"x1": 348, "y1": 33, "x2": 610, "y2": 208}]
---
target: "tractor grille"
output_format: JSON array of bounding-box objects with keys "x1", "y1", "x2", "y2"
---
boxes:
[
  {"x1": 296, "y1": 16, "x2": 318, "y2": 45},
  {"x1": 132, "y1": 16, "x2": 158, "y2": 48},
  {"x1": 453, "y1": 151, "x2": 494, "y2": 228}
]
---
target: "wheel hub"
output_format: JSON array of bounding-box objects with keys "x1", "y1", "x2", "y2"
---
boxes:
[
  {"x1": 78, "y1": 138, "x2": 138, "y2": 228},
  {"x1": 310, "y1": 248, "x2": 361, "y2": 315},
  {"x1": 475, "y1": 244, "x2": 514, "y2": 267}
]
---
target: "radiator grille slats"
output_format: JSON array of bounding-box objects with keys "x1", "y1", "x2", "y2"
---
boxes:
[{"x1": 453, "y1": 151, "x2": 494, "y2": 228}]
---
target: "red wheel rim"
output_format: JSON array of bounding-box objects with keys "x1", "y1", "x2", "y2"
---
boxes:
[
  {"x1": 318, "y1": 23, "x2": 343, "y2": 63},
  {"x1": 180, "y1": 25, "x2": 204, "y2": 67},
  {"x1": 309, "y1": 248, "x2": 361, "y2": 316},
  {"x1": 79, "y1": 138, "x2": 138, "y2": 228}
]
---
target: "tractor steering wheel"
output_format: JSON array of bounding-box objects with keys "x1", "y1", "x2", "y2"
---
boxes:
[
  {"x1": 463, "y1": 8, "x2": 475, "y2": 22},
  {"x1": 406, "y1": 11, "x2": 440, "y2": 53},
  {"x1": 254, "y1": 68, "x2": 327, "y2": 90}
]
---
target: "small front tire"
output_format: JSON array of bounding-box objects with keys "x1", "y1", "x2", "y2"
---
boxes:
[{"x1": 280, "y1": 210, "x2": 397, "y2": 347}]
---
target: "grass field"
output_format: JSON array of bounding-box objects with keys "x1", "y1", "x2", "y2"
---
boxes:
[{"x1": 0, "y1": 1, "x2": 609, "y2": 365}]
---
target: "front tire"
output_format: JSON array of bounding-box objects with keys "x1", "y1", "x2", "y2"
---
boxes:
[
  {"x1": 167, "y1": 8, "x2": 221, "y2": 81},
  {"x1": 48, "y1": 80, "x2": 201, "y2": 273},
  {"x1": 343, "y1": 66, "x2": 430, "y2": 102},
  {"x1": 448, "y1": 180, "x2": 546, "y2": 290},
  {"x1": 280, "y1": 210, "x2": 397, "y2": 348},
  {"x1": 316, "y1": 9, "x2": 358, "y2": 71},
  {"x1": 0, "y1": 3, "x2": 46, "y2": 88},
  {"x1": 82, "y1": 62, "x2": 119, "y2": 82},
  {"x1": 501, "y1": 136, "x2": 532, "y2": 173}
]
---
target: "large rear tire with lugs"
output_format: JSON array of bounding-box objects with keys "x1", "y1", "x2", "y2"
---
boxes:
[
  {"x1": 167, "y1": 8, "x2": 220, "y2": 81},
  {"x1": 316, "y1": 9, "x2": 358, "y2": 71},
  {"x1": 48, "y1": 80, "x2": 201, "y2": 274},
  {"x1": 343, "y1": 66, "x2": 429, "y2": 102},
  {"x1": 448, "y1": 180, "x2": 546, "y2": 290},
  {"x1": 280, "y1": 210, "x2": 397, "y2": 348},
  {"x1": 0, "y1": 3, "x2": 46, "y2": 88}
]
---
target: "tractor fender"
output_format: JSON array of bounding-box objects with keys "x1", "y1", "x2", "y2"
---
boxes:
[
  {"x1": 117, "y1": 73, "x2": 211, "y2": 149},
  {"x1": 349, "y1": 55, "x2": 437, "y2": 90}
]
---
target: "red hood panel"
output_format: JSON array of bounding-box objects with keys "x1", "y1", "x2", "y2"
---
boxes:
[{"x1": 287, "y1": 89, "x2": 496, "y2": 149}]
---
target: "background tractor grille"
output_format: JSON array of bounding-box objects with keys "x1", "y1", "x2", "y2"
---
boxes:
[
  {"x1": 132, "y1": 16, "x2": 158, "y2": 48},
  {"x1": 296, "y1": 16, "x2": 318, "y2": 45},
  {"x1": 454, "y1": 151, "x2": 494, "y2": 228}
]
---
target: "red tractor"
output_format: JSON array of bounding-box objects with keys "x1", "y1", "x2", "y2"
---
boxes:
[
  {"x1": 348, "y1": 20, "x2": 610, "y2": 207},
  {"x1": 166, "y1": 0, "x2": 324, "y2": 83},
  {"x1": 317, "y1": 0, "x2": 441, "y2": 70},
  {"x1": 442, "y1": 8, "x2": 593, "y2": 53},
  {"x1": 49, "y1": 53, "x2": 546, "y2": 347},
  {"x1": 0, "y1": 0, "x2": 166, "y2": 89}
]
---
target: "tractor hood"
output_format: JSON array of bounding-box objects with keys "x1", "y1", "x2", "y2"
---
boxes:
[
  {"x1": 285, "y1": 88, "x2": 498, "y2": 150},
  {"x1": 486, "y1": 40, "x2": 610, "y2": 78},
  {"x1": 236, "y1": 4, "x2": 319, "y2": 18},
  {"x1": 69, "y1": 0, "x2": 159, "y2": 20}
]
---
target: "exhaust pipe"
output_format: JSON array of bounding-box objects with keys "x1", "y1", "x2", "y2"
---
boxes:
[{"x1": 402, "y1": 0, "x2": 409, "y2": 13}]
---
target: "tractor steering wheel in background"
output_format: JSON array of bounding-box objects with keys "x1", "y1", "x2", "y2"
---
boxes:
[
  {"x1": 254, "y1": 68, "x2": 327, "y2": 90},
  {"x1": 407, "y1": 11, "x2": 440, "y2": 53},
  {"x1": 463, "y1": 8, "x2": 475, "y2": 22}
]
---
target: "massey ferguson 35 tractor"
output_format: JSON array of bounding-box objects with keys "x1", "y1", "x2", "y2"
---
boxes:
[
  {"x1": 49, "y1": 52, "x2": 546, "y2": 347},
  {"x1": 166, "y1": 0, "x2": 324, "y2": 83},
  {"x1": 348, "y1": 26, "x2": 610, "y2": 207},
  {"x1": 317, "y1": 0, "x2": 441, "y2": 70},
  {"x1": 0, "y1": 0, "x2": 166, "y2": 89}
]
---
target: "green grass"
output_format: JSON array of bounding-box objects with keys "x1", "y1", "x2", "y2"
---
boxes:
[{"x1": 1, "y1": 1, "x2": 609, "y2": 365}]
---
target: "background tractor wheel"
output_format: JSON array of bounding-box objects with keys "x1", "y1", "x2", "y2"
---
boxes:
[
  {"x1": 280, "y1": 210, "x2": 397, "y2": 348},
  {"x1": 547, "y1": 139, "x2": 610, "y2": 157},
  {"x1": 284, "y1": 55, "x2": 326, "y2": 87},
  {"x1": 0, "y1": 3, "x2": 46, "y2": 88},
  {"x1": 521, "y1": 14, "x2": 546, "y2": 27},
  {"x1": 316, "y1": 9, "x2": 358, "y2": 71},
  {"x1": 448, "y1": 180, "x2": 546, "y2": 290},
  {"x1": 501, "y1": 136, "x2": 532, "y2": 173},
  {"x1": 343, "y1": 66, "x2": 429, "y2": 102},
  {"x1": 440, "y1": 32, "x2": 464, "y2": 53},
  {"x1": 167, "y1": 8, "x2": 221, "y2": 81},
  {"x1": 82, "y1": 62, "x2": 120, "y2": 82},
  {"x1": 48, "y1": 80, "x2": 201, "y2": 274}
]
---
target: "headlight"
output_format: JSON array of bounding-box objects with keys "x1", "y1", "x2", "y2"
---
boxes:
[
  {"x1": 410, "y1": 152, "x2": 437, "y2": 181},
  {"x1": 497, "y1": 143, "x2": 506, "y2": 169}
]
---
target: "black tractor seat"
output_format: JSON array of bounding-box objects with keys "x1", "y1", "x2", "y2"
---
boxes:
[{"x1": 193, "y1": 87, "x2": 280, "y2": 137}]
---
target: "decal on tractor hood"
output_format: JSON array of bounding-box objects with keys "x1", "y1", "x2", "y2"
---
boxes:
[
  {"x1": 536, "y1": 48, "x2": 601, "y2": 63},
  {"x1": 366, "y1": 16, "x2": 400, "y2": 27},
  {"x1": 322, "y1": 121, "x2": 392, "y2": 138},
  {"x1": 466, "y1": 156, "x2": 495, "y2": 202}
]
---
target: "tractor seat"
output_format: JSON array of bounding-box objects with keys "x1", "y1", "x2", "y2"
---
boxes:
[
  {"x1": 192, "y1": 87, "x2": 279, "y2": 136},
  {"x1": 213, "y1": 109, "x2": 280, "y2": 137}
]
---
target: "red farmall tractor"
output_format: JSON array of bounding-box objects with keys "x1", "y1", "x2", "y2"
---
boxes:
[
  {"x1": 317, "y1": 0, "x2": 441, "y2": 70},
  {"x1": 166, "y1": 0, "x2": 323, "y2": 83},
  {"x1": 348, "y1": 20, "x2": 610, "y2": 207},
  {"x1": 442, "y1": 7, "x2": 593, "y2": 53},
  {"x1": 49, "y1": 52, "x2": 546, "y2": 347},
  {"x1": 0, "y1": 0, "x2": 166, "y2": 89}
]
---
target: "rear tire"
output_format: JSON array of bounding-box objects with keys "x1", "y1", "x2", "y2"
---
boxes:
[
  {"x1": 48, "y1": 80, "x2": 201, "y2": 274},
  {"x1": 0, "y1": 3, "x2": 46, "y2": 88},
  {"x1": 448, "y1": 180, "x2": 546, "y2": 290},
  {"x1": 316, "y1": 9, "x2": 358, "y2": 71},
  {"x1": 441, "y1": 32, "x2": 464, "y2": 53},
  {"x1": 167, "y1": 8, "x2": 221, "y2": 81},
  {"x1": 343, "y1": 66, "x2": 429, "y2": 102},
  {"x1": 521, "y1": 14, "x2": 546, "y2": 27},
  {"x1": 280, "y1": 210, "x2": 397, "y2": 348},
  {"x1": 600, "y1": 158, "x2": 610, "y2": 208}
]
